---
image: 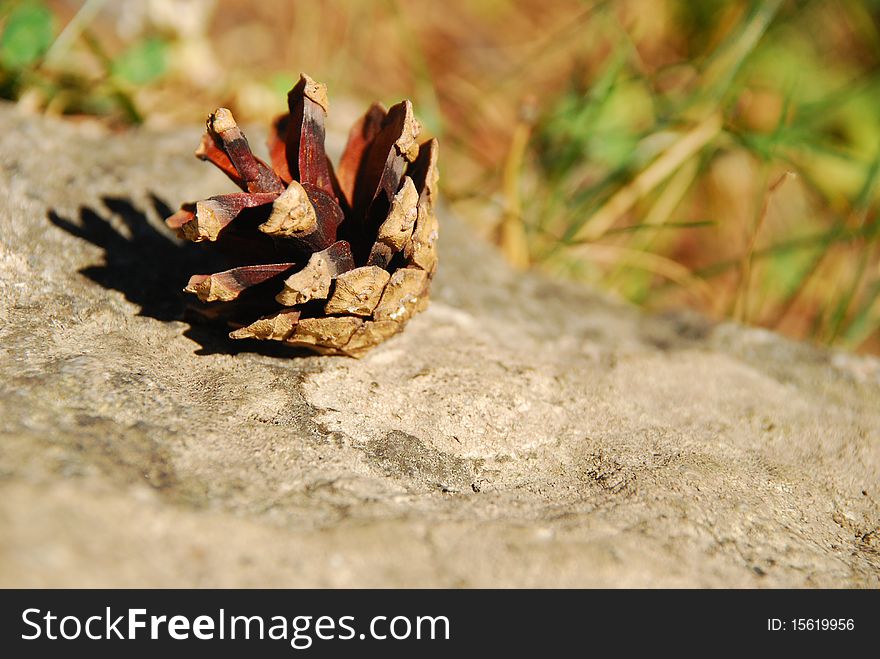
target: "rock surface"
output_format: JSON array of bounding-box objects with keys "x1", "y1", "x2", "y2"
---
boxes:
[{"x1": 0, "y1": 104, "x2": 878, "y2": 587}]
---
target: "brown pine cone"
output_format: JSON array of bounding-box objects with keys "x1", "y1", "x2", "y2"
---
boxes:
[{"x1": 166, "y1": 74, "x2": 438, "y2": 357}]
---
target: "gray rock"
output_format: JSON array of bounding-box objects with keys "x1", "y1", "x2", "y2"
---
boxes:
[{"x1": 0, "y1": 104, "x2": 877, "y2": 587}]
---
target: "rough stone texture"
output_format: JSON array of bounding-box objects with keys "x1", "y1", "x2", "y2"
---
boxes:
[{"x1": 0, "y1": 103, "x2": 878, "y2": 587}]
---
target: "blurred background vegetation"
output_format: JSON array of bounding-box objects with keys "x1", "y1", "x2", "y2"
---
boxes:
[{"x1": 3, "y1": 0, "x2": 880, "y2": 353}]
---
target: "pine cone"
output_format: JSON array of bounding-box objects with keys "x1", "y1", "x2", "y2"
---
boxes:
[{"x1": 165, "y1": 74, "x2": 438, "y2": 357}]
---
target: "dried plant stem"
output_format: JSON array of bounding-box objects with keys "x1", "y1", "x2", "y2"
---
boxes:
[
  {"x1": 573, "y1": 112, "x2": 723, "y2": 243},
  {"x1": 605, "y1": 156, "x2": 700, "y2": 291},
  {"x1": 498, "y1": 110, "x2": 533, "y2": 269},
  {"x1": 43, "y1": 0, "x2": 107, "y2": 65},
  {"x1": 567, "y1": 243, "x2": 714, "y2": 305},
  {"x1": 735, "y1": 170, "x2": 795, "y2": 323}
]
